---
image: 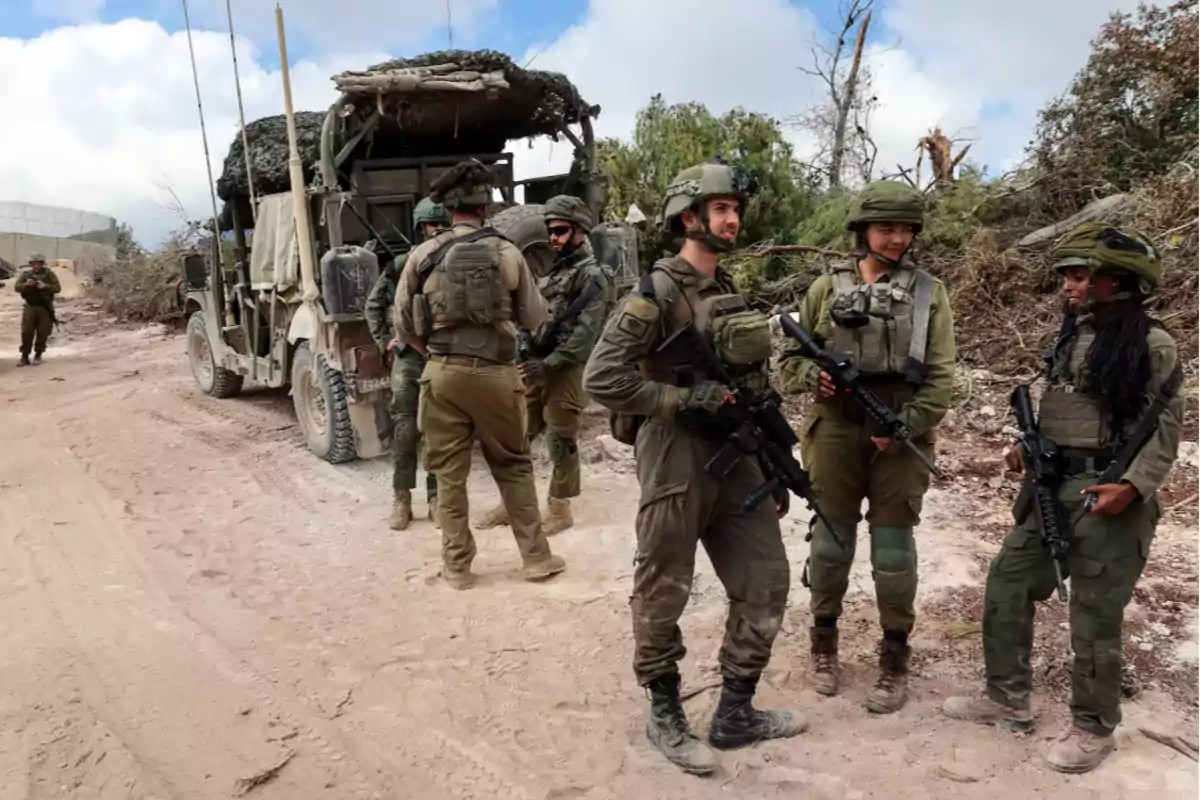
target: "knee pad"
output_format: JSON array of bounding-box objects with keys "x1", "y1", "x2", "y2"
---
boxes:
[
  {"x1": 870, "y1": 525, "x2": 917, "y2": 572},
  {"x1": 810, "y1": 519, "x2": 856, "y2": 564},
  {"x1": 545, "y1": 430, "x2": 577, "y2": 463}
]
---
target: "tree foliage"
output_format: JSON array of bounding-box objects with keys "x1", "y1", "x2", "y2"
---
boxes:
[
  {"x1": 597, "y1": 94, "x2": 818, "y2": 264},
  {"x1": 1030, "y1": 0, "x2": 1199, "y2": 216}
]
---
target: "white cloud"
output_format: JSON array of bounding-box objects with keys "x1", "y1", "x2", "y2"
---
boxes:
[
  {"x1": 0, "y1": 0, "x2": 1145, "y2": 246},
  {"x1": 0, "y1": 19, "x2": 387, "y2": 245}
]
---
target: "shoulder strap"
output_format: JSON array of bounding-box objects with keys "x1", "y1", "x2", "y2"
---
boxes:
[
  {"x1": 1043, "y1": 313, "x2": 1080, "y2": 381},
  {"x1": 832, "y1": 268, "x2": 857, "y2": 294},
  {"x1": 415, "y1": 227, "x2": 504, "y2": 290},
  {"x1": 1098, "y1": 362, "x2": 1185, "y2": 483},
  {"x1": 905, "y1": 269, "x2": 935, "y2": 382}
]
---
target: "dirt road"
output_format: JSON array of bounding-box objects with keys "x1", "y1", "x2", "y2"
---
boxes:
[{"x1": 0, "y1": 284, "x2": 1195, "y2": 799}]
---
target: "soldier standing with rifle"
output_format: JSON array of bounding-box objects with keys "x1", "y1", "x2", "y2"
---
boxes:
[
  {"x1": 394, "y1": 159, "x2": 566, "y2": 589},
  {"x1": 477, "y1": 195, "x2": 612, "y2": 535},
  {"x1": 777, "y1": 181, "x2": 956, "y2": 714},
  {"x1": 15, "y1": 253, "x2": 61, "y2": 366},
  {"x1": 365, "y1": 198, "x2": 450, "y2": 530},
  {"x1": 584, "y1": 161, "x2": 807, "y2": 777},
  {"x1": 943, "y1": 222, "x2": 1184, "y2": 775}
]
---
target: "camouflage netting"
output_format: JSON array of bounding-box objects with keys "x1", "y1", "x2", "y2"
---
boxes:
[
  {"x1": 214, "y1": 49, "x2": 593, "y2": 217},
  {"x1": 215, "y1": 111, "x2": 325, "y2": 205}
]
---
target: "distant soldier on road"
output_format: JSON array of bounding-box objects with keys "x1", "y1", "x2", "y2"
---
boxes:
[
  {"x1": 478, "y1": 195, "x2": 612, "y2": 535},
  {"x1": 366, "y1": 198, "x2": 451, "y2": 530},
  {"x1": 15, "y1": 253, "x2": 61, "y2": 366},
  {"x1": 393, "y1": 159, "x2": 566, "y2": 589}
]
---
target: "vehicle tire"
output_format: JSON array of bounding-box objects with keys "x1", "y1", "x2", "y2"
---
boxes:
[
  {"x1": 187, "y1": 311, "x2": 243, "y2": 398},
  {"x1": 291, "y1": 341, "x2": 356, "y2": 463}
]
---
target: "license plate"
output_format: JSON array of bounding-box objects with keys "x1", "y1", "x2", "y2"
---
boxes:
[{"x1": 356, "y1": 376, "x2": 390, "y2": 394}]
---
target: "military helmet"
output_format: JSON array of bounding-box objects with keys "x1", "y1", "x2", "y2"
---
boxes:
[
  {"x1": 429, "y1": 158, "x2": 494, "y2": 209},
  {"x1": 29, "y1": 252, "x2": 46, "y2": 263},
  {"x1": 845, "y1": 181, "x2": 925, "y2": 231},
  {"x1": 1051, "y1": 221, "x2": 1161, "y2": 292},
  {"x1": 412, "y1": 197, "x2": 450, "y2": 227},
  {"x1": 659, "y1": 162, "x2": 759, "y2": 234},
  {"x1": 543, "y1": 195, "x2": 593, "y2": 229}
]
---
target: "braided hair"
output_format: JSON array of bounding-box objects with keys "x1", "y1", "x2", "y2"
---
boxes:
[{"x1": 1085, "y1": 274, "x2": 1153, "y2": 435}]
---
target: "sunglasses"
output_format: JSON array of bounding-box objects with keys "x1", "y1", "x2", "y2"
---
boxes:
[{"x1": 547, "y1": 225, "x2": 573, "y2": 237}]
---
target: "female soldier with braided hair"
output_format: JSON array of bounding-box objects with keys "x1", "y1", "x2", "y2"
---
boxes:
[{"x1": 943, "y1": 222, "x2": 1185, "y2": 774}]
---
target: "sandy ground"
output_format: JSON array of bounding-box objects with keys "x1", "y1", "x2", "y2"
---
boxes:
[{"x1": 0, "y1": 283, "x2": 1196, "y2": 800}]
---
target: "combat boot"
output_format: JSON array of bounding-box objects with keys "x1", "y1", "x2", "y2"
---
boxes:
[
  {"x1": 32, "y1": 352, "x2": 42, "y2": 365},
  {"x1": 542, "y1": 497, "x2": 574, "y2": 535},
  {"x1": 865, "y1": 635, "x2": 910, "y2": 714},
  {"x1": 941, "y1": 693, "x2": 1034, "y2": 732},
  {"x1": 644, "y1": 674, "x2": 716, "y2": 776},
  {"x1": 1047, "y1": 726, "x2": 1115, "y2": 773},
  {"x1": 389, "y1": 490, "x2": 413, "y2": 531},
  {"x1": 707, "y1": 677, "x2": 808, "y2": 750},
  {"x1": 522, "y1": 554, "x2": 566, "y2": 582},
  {"x1": 442, "y1": 566, "x2": 476, "y2": 590},
  {"x1": 809, "y1": 625, "x2": 840, "y2": 696},
  {"x1": 17, "y1": 354, "x2": 30, "y2": 367},
  {"x1": 475, "y1": 502, "x2": 509, "y2": 529}
]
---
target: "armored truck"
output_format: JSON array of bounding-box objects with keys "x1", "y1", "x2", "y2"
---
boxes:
[{"x1": 180, "y1": 49, "x2": 635, "y2": 463}]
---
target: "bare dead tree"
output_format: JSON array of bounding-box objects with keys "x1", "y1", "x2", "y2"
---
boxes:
[
  {"x1": 916, "y1": 126, "x2": 973, "y2": 191},
  {"x1": 794, "y1": 0, "x2": 876, "y2": 189}
]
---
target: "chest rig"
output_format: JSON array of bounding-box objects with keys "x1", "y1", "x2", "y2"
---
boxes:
[
  {"x1": 640, "y1": 262, "x2": 774, "y2": 392},
  {"x1": 827, "y1": 263, "x2": 934, "y2": 386},
  {"x1": 1037, "y1": 323, "x2": 1112, "y2": 450}
]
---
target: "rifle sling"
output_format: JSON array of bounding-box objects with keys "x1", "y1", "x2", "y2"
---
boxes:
[
  {"x1": 533, "y1": 277, "x2": 604, "y2": 353},
  {"x1": 1097, "y1": 361, "x2": 1185, "y2": 484}
]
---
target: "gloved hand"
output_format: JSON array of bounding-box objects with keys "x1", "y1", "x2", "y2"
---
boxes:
[
  {"x1": 678, "y1": 381, "x2": 731, "y2": 414},
  {"x1": 519, "y1": 358, "x2": 548, "y2": 386},
  {"x1": 773, "y1": 484, "x2": 790, "y2": 519}
]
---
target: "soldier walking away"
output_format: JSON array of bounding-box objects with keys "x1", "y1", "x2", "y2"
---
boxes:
[
  {"x1": 584, "y1": 161, "x2": 806, "y2": 776},
  {"x1": 942, "y1": 223, "x2": 1184, "y2": 774},
  {"x1": 366, "y1": 198, "x2": 450, "y2": 530},
  {"x1": 393, "y1": 159, "x2": 566, "y2": 590},
  {"x1": 16, "y1": 253, "x2": 61, "y2": 366},
  {"x1": 477, "y1": 195, "x2": 612, "y2": 535},
  {"x1": 777, "y1": 181, "x2": 956, "y2": 714}
]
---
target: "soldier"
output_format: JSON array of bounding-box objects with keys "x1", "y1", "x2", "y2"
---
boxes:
[
  {"x1": 15, "y1": 253, "x2": 61, "y2": 366},
  {"x1": 943, "y1": 223, "x2": 1183, "y2": 774},
  {"x1": 393, "y1": 159, "x2": 566, "y2": 589},
  {"x1": 583, "y1": 162, "x2": 806, "y2": 776},
  {"x1": 777, "y1": 181, "x2": 955, "y2": 714},
  {"x1": 366, "y1": 198, "x2": 451, "y2": 530},
  {"x1": 477, "y1": 195, "x2": 612, "y2": 535}
]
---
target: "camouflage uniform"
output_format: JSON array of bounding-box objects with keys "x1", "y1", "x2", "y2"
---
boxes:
[
  {"x1": 584, "y1": 162, "x2": 805, "y2": 776},
  {"x1": 479, "y1": 195, "x2": 613, "y2": 534},
  {"x1": 394, "y1": 159, "x2": 565, "y2": 589},
  {"x1": 365, "y1": 198, "x2": 449, "y2": 529},
  {"x1": 15, "y1": 255, "x2": 60, "y2": 366},
  {"x1": 944, "y1": 223, "x2": 1183, "y2": 775},
  {"x1": 778, "y1": 181, "x2": 956, "y2": 713}
]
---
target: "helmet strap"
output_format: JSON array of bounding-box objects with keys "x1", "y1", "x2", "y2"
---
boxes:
[{"x1": 684, "y1": 205, "x2": 735, "y2": 253}]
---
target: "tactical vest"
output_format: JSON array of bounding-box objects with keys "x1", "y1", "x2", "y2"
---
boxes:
[
  {"x1": 1037, "y1": 326, "x2": 1112, "y2": 450},
  {"x1": 827, "y1": 263, "x2": 934, "y2": 385},
  {"x1": 640, "y1": 261, "x2": 773, "y2": 392},
  {"x1": 416, "y1": 227, "x2": 515, "y2": 363}
]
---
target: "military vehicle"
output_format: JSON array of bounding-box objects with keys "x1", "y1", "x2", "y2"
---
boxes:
[{"x1": 180, "y1": 48, "x2": 636, "y2": 463}]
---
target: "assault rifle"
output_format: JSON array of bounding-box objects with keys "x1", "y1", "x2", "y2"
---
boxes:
[
  {"x1": 655, "y1": 323, "x2": 841, "y2": 549},
  {"x1": 777, "y1": 313, "x2": 944, "y2": 479},
  {"x1": 519, "y1": 277, "x2": 606, "y2": 362},
  {"x1": 1011, "y1": 384, "x2": 1070, "y2": 602}
]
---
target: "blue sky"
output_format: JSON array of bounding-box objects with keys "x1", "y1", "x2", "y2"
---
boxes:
[{"x1": 0, "y1": 0, "x2": 1138, "y2": 242}]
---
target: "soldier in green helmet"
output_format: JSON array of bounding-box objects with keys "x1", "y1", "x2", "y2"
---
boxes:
[
  {"x1": 777, "y1": 180, "x2": 957, "y2": 714},
  {"x1": 365, "y1": 197, "x2": 451, "y2": 529},
  {"x1": 943, "y1": 222, "x2": 1184, "y2": 774},
  {"x1": 394, "y1": 159, "x2": 566, "y2": 589},
  {"x1": 15, "y1": 252, "x2": 61, "y2": 366},
  {"x1": 477, "y1": 195, "x2": 612, "y2": 535},
  {"x1": 584, "y1": 161, "x2": 807, "y2": 776}
]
